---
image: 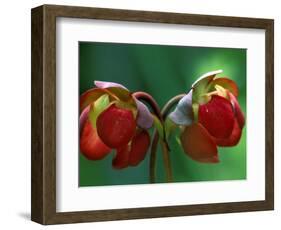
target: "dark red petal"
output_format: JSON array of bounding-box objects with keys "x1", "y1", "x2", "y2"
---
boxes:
[
  {"x1": 97, "y1": 104, "x2": 136, "y2": 148},
  {"x1": 214, "y1": 118, "x2": 242, "y2": 146},
  {"x1": 199, "y1": 95, "x2": 235, "y2": 139},
  {"x1": 112, "y1": 146, "x2": 130, "y2": 169},
  {"x1": 180, "y1": 123, "x2": 219, "y2": 163},
  {"x1": 228, "y1": 92, "x2": 245, "y2": 129},
  {"x1": 211, "y1": 77, "x2": 239, "y2": 97},
  {"x1": 80, "y1": 120, "x2": 111, "y2": 160},
  {"x1": 129, "y1": 130, "x2": 150, "y2": 166}
]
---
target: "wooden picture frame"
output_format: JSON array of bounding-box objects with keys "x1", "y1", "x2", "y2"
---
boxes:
[{"x1": 31, "y1": 4, "x2": 274, "y2": 225}]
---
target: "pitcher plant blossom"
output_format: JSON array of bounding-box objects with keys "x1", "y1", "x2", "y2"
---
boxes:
[
  {"x1": 168, "y1": 70, "x2": 245, "y2": 163},
  {"x1": 79, "y1": 81, "x2": 164, "y2": 169}
]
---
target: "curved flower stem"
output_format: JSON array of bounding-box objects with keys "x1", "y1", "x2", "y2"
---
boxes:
[
  {"x1": 149, "y1": 94, "x2": 186, "y2": 183},
  {"x1": 161, "y1": 140, "x2": 173, "y2": 182},
  {"x1": 133, "y1": 92, "x2": 185, "y2": 183},
  {"x1": 161, "y1": 94, "x2": 186, "y2": 119},
  {"x1": 132, "y1": 92, "x2": 163, "y2": 122},
  {"x1": 149, "y1": 131, "x2": 159, "y2": 183},
  {"x1": 133, "y1": 92, "x2": 164, "y2": 183}
]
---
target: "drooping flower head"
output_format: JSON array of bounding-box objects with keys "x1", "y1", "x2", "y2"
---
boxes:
[
  {"x1": 80, "y1": 81, "x2": 153, "y2": 169},
  {"x1": 169, "y1": 70, "x2": 245, "y2": 163}
]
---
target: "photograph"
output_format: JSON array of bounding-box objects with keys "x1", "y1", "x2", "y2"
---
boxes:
[{"x1": 79, "y1": 42, "x2": 247, "y2": 186}]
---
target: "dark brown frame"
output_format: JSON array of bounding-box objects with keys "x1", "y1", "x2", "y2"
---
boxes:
[{"x1": 31, "y1": 4, "x2": 274, "y2": 225}]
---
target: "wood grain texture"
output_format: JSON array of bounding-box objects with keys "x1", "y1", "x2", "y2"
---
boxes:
[
  {"x1": 265, "y1": 20, "x2": 274, "y2": 209},
  {"x1": 31, "y1": 4, "x2": 274, "y2": 225},
  {"x1": 31, "y1": 6, "x2": 44, "y2": 224}
]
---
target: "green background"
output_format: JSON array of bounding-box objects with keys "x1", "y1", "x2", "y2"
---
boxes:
[{"x1": 79, "y1": 42, "x2": 247, "y2": 186}]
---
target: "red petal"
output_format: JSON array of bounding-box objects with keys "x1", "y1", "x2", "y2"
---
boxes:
[
  {"x1": 80, "y1": 120, "x2": 111, "y2": 160},
  {"x1": 228, "y1": 92, "x2": 245, "y2": 129},
  {"x1": 214, "y1": 118, "x2": 242, "y2": 146},
  {"x1": 112, "y1": 146, "x2": 130, "y2": 169},
  {"x1": 180, "y1": 123, "x2": 218, "y2": 163},
  {"x1": 97, "y1": 104, "x2": 136, "y2": 148},
  {"x1": 129, "y1": 130, "x2": 150, "y2": 166},
  {"x1": 199, "y1": 95, "x2": 235, "y2": 139},
  {"x1": 211, "y1": 78, "x2": 239, "y2": 97}
]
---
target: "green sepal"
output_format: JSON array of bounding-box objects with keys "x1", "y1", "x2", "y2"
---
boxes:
[
  {"x1": 192, "y1": 70, "x2": 222, "y2": 104},
  {"x1": 152, "y1": 115, "x2": 164, "y2": 140},
  {"x1": 175, "y1": 135, "x2": 181, "y2": 146},
  {"x1": 114, "y1": 100, "x2": 138, "y2": 118},
  {"x1": 88, "y1": 94, "x2": 110, "y2": 129},
  {"x1": 164, "y1": 117, "x2": 177, "y2": 139},
  {"x1": 192, "y1": 103, "x2": 199, "y2": 122}
]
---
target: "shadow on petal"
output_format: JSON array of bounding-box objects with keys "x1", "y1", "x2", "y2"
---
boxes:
[
  {"x1": 228, "y1": 92, "x2": 245, "y2": 129},
  {"x1": 112, "y1": 145, "x2": 130, "y2": 169},
  {"x1": 129, "y1": 130, "x2": 150, "y2": 166},
  {"x1": 180, "y1": 123, "x2": 218, "y2": 163},
  {"x1": 79, "y1": 105, "x2": 90, "y2": 134},
  {"x1": 215, "y1": 118, "x2": 242, "y2": 146}
]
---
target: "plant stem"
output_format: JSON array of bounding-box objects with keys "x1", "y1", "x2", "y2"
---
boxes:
[
  {"x1": 161, "y1": 94, "x2": 186, "y2": 119},
  {"x1": 161, "y1": 140, "x2": 173, "y2": 182},
  {"x1": 149, "y1": 131, "x2": 159, "y2": 183},
  {"x1": 149, "y1": 94, "x2": 186, "y2": 183},
  {"x1": 133, "y1": 92, "x2": 185, "y2": 183},
  {"x1": 133, "y1": 92, "x2": 163, "y2": 183}
]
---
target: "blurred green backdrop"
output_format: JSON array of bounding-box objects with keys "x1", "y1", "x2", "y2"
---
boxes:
[{"x1": 79, "y1": 42, "x2": 246, "y2": 186}]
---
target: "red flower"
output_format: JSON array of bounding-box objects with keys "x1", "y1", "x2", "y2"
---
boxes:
[
  {"x1": 169, "y1": 70, "x2": 245, "y2": 163},
  {"x1": 79, "y1": 81, "x2": 153, "y2": 169}
]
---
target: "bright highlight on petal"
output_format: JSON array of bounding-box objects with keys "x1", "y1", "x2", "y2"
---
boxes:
[
  {"x1": 79, "y1": 106, "x2": 90, "y2": 134},
  {"x1": 192, "y1": 70, "x2": 223, "y2": 87},
  {"x1": 94, "y1": 81, "x2": 127, "y2": 90},
  {"x1": 228, "y1": 92, "x2": 245, "y2": 128}
]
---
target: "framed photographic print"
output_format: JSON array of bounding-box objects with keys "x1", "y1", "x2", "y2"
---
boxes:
[{"x1": 31, "y1": 4, "x2": 274, "y2": 225}]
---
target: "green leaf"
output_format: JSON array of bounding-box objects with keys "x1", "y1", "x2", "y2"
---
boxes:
[
  {"x1": 164, "y1": 117, "x2": 177, "y2": 139},
  {"x1": 152, "y1": 115, "x2": 164, "y2": 140},
  {"x1": 89, "y1": 94, "x2": 110, "y2": 128}
]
